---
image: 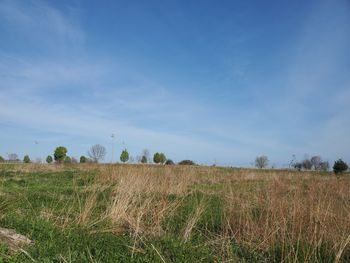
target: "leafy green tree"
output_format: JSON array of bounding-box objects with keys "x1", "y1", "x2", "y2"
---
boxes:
[
  {"x1": 141, "y1": 155, "x2": 147, "y2": 164},
  {"x1": 0, "y1": 156, "x2": 4, "y2": 162},
  {"x1": 120, "y1": 149, "x2": 129, "y2": 163},
  {"x1": 46, "y1": 155, "x2": 53, "y2": 164},
  {"x1": 64, "y1": 156, "x2": 72, "y2": 164},
  {"x1": 23, "y1": 155, "x2": 31, "y2": 163},
  {"x1": 333, "y1": 159, "x2": 348, "y2": 175},
  {"x1": 153, "y1": 152, "x2": 161, "y2": 164},
  {"x1": 159, "y1": 153, "x2": 166, "y2": 164},
  {"x1": 80, "y1": 156, "x2": 87, "y2": 163},
  {"x1": 54, "y1": 146, "x2": 67, "y2": 163}
]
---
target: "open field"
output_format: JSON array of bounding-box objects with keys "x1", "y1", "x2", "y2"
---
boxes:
[{"x1": 0, "y1": 164, "x2": 349, "y2": 262}]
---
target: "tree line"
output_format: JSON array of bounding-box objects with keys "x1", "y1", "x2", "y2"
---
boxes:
[
  {"x1": 0, "y1": 144, "x2": 196, "y2": 166},
  {"x1": 1, "y1": 147, "x2": 348, "y2": 174}
]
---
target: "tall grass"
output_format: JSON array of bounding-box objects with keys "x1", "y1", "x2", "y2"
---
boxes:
[{"x1": 0, "y1": 164, "x2": 349, "y2": 262}]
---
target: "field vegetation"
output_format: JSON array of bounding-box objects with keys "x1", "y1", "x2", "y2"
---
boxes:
[{"x1": 0, "y1": 164, "x2": 349, "y2": 262}]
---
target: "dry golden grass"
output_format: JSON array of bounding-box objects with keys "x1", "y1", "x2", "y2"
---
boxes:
[{"x1": 1, "y1": 163, "x2": 349, "y2": 261}]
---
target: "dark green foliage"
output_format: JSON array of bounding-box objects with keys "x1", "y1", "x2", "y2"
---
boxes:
[
  {"x1": 120, "y1": 149, "x2": 129, "y2": 163},
  {"x1": 80, "y1": 156, "x2": 87, "y2": 163},
  {"x1": 165, "y1": 159, "x2": 174, "y2": 165},
  {"x1": 153, "y1": 152, "x2": 166, "y2": 164},
  {"x1": 23, "y1": 155, "x2": 31, "y2": 163},
  {"x1": 54, "y1": 146, "x2": 67, "y2": 163},
  {"x1": 46, "y1": 155, "x2": 53, "y2": 164},
  {"x1": 333, "y1": 159, "x2": 348, "y2": 174},
  {"x1": 141, "y1": 155, "x2": 147, "y2": 164},
  {"x1": 153, "y1": 152, "x2": 161, "y2": 164},
  {"x1": 0, "y1": 156, "x2": 4, "y2": 162},
  {"x1": 178, "y1": 160, "x2": 196, "y2": 165}
]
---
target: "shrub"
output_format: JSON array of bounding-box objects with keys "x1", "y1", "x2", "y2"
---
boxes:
[
  {"x1": 80, "y1": 156, "x2": 87, "y2": 163},
  {"x1": 333, "y1": 159, "x2": 348, "y2": 174},
  {"x1": 120, "y1": 149, "x2": 129, "y2": 163},
  {"x1": 23, "y1": 155, "x2": 31, "y2": 163},
  {"x1": 0, "y1": 156, "x2": 4, "y2": 162},
  {"x1": 178, "y1": 160, "x2": 196, "y2": 165},
  {"x1": 165, "y1": 159, "x2": 175, "y2": 165},
  {"x1": 54, "y1": 146, "x2": 67, "y2": 163},
  {"x1": 153, "y1": 153, "x2": 161, "y2": 164},
  {"x1": 46, "y1": 155, "x2": 53, "y2": 164}
]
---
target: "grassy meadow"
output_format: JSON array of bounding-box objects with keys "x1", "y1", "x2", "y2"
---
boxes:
[{"x1": 0, "y1": 164, "x2": 349, "y2": 262}]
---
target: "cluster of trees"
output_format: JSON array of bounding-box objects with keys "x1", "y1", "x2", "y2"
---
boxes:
[
  {"x1": 291, "y1": 155, "x2": 330, "y2": 172},
  {"x1": 1, "y1": 148, "x2": 348, "y2": 174},
  {"x1": 253, "y1": 154, "x2": 349, "y2": 175},
  {"x1": 0, "y1": 144, "x2": 197, "y2": 166}
]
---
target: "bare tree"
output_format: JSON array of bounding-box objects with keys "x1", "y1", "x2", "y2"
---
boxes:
[
  {"x1": 310, "y1": 156, "x2": 322, "y2": 170},
  {"x1": 255, "y1": 155, "x2": 269, "y2": 169},
  {"x1": 88, "y1": 144, "x2": 106, "y2": 163}
]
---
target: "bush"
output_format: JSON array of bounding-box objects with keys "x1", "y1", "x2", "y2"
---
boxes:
[
  {"x1": 333, "y1": 159, "x2": 348, "y2": 174},
  {"x1": 165, "y1": 159, "x2": 175, "y2": 165},
  {"x1": 23, "y1": 155, "x2": 31, "y2": 163},
  {"x1": 46, "y1": 155, "x2": 53, "y2": 164},
  {"x1": 178, "y1": 160, "x2": 196, "y2": 165},
  {"x1": 0, "y1": 156, "x2": 4, "y2": 162},
  {"x1": 54, "y1": 146, "x2": 67, "y2": 163},
  {"x1": 80, "y1": 156, "x2": 87, "y2": 163}
]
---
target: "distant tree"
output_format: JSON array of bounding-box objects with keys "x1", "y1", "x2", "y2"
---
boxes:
[
  {"x1": 165, "y1": 159, "x2": 175, "y2": 165},
  {"x1": 23, "y1": 155, "x2": 31, "y2": 163},
  {"x1": 293, "y1": 162, "x2": 303, "y2": 171},
  {"x1": 80, "y1": 156, "x2": 87, "y2": 163},
  {"x1": 178, "y1": 160, "x2": 196, "y2": 165},
  {"x1": 64, "y1": 156, "x2": 72, "y2": 164},
  {"x1": 88, "y1": 144, "x2": 106, "y2": 163},
  {"x1": 310, "y1": 156, "x2": 322, "y2": 170},
  {"x1": 8, "y1": 153, "x2": 18, "y2": 162},
  {"x1": 129, "y1": 155, "x2": 135, "y2": 163},
  {"x1": 302, "y1": 159, "x2": 312, "y2": 170},
  {"x1": 0, "y1": 156, "x2": 4, "y2": 162},
  {"x1": 46, "y1": 155, "x2": 53, "y2": 164},
  {"x1": 255, "y1": 155, "x2": 269, "y2": 169},
  {"x1": 319, "y1": 161, "x2": 330, "y2": 172},
  {"x1": 159, "y1": 153, "x2": 166, "y2": 164},
  {"x1": 120, "y1": 149, "x2": 129, "y2": 163},
  {"x1": 153, "y1": 152, "x2": 161, "y2": 164},
  {"x1": 333, "y1": 159, "x2": 348, "y2": 175},
  {"x1": 71, "y1": 157, "x2": 78, "y2": 164},
  {"x1": 142, "y1": 149, "x2": 150, "y2": 163},
  {"x1": 141, "y1": 155, "x2": 148, "y2": 164},
  {"x1": 54, "y1": 146, "x2": 67, "y2": 163}
]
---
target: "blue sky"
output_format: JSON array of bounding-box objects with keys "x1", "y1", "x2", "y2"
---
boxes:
[{"x1": 0, "y1": 0, "x2": 349, "y2": 166}]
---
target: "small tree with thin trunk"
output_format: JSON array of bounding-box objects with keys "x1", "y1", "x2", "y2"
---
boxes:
[
  {"x1": 120, "y1": 149, "x2": 129, "y2": 163},
  {"x1": 54, "y1": 146, "x2": 67, "y2": 163},
  {"x1": 46, "y1": 155, "x2": 53, "y2": 164},
  {"x1": 88, "y1": 144, "x2": 106, "y2": 163}
]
